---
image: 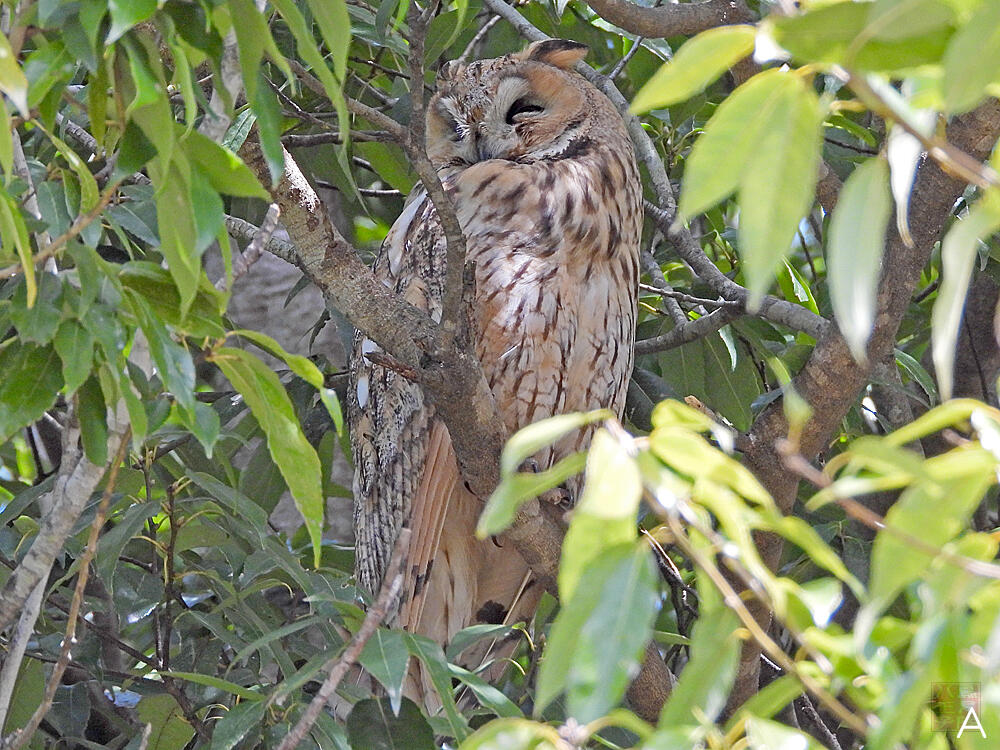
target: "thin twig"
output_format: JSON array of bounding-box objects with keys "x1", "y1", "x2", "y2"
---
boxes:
[
  {"x1": 274, "y1": 528, "x2": 410, "y2": 750},
  {"x1": 3, "y1": 430, "x2": 134, "y2": 750},
  {"x1": 282, "y1": 131, "x2": 395, "y2": 147},
  {"x1": 0, "y1": 180, "x2": 122, "y2": 280},
  {"x1": 220, "y1": 203, "x2": 281, "y2": 290},
  {"x1": 609, "y1": 36, "x2": 644, "y2": 81},
  {"x1": 779, "y1": 442, "x2": 1000, "y2": 581},
  {"x1": 638, "y1": 282, "x2": 740, "y2": 310},
  {"x1": 458, "y1": 14, "x2": 501, "y2": 63},
  {"x1": 635, "y1": 307, "x2": 741, "y2": 355},
  {"x1": 663, "y1": 513, "x2": 870, "y2": 736}
]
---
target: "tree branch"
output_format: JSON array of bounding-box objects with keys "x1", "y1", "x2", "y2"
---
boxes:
[
  {"x1": 636, "y1": 307, "x2": 742, "y2": 355},
  {"x1": 732, "y1": 98, "x2": 1000, "y2": 708},
  {"x1": 584, "y1": 0, "x2": 754, "y2": 39}
]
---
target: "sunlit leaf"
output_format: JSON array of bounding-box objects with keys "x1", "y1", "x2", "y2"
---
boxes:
[
  {"x1": 631, "y1": 26, "x2": 756, "y2": 113},
  {"x1": 931, "y1": 202, "x2": 1000, "y2": 399},
  {"x1": 458, "y1": 718, "x2": 560, "y2": 750},
  {"x1": 0, "y1": 32, "x2": 29, "y2": 116},
  {"x1": 737, "y1": 74, "x2": 823, "y2": 308},
  {"x1": 477, "y1": 451, "x2": 586, "y2": 538},
  {"x1": 536, "y1": 542, "x2": 657, "y2": 722},
  {"x1": 942, "y1": 1, "x2": 1000, "y2": 112},
  {"x1": 827, "y1": 157, "x2": 892, "y2": 362}
]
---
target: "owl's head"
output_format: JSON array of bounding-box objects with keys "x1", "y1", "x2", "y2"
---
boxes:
[{"x1": 426, "y1": 39, "x2": 598, "y2": 168}]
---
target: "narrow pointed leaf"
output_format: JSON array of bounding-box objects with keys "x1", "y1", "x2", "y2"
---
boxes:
[
  {"x1": 931, "y1": 202, "x2": 1000, "y2": 399},
  {"x1": 827, "y1": 157, "x2": 892, "y2": 362},
  {"x1": 738, "y1": 74, "x2": 823, "y2": 307}
]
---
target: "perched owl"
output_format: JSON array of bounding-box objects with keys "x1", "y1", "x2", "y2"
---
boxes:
[{"x1": 348, "y1": 39, "x2": 642, "y2": 703}]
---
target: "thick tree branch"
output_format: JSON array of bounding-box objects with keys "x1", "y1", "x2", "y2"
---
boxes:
[{"x1": 585, "y1": 0, "x2": 754, "y2": 39}]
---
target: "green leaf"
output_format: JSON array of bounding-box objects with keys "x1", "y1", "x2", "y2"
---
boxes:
[
  {"x1": 746, "y1": 717, "x2": 823, "y2": 749},
  {"x1": 96, "y1": 502, "x2": 158, "y2": 594},
  {"x1": 536, "y1": 542, "x2": 658, "y2": 722},
  {"x1": 559, "y1": 429, "x2": 641, "y2": 601},
  {"x1": 477, "y1": 451, "x2": 585, "y2": 538},
  {"x1": 210, "y1": 700, "x2": 267, "y2": 750},
  {"x1": 252, "y1": 72, "x2": 286, "y2": 184},
  {"x1": 894, "y1": 348, "x2": 938, "y2": 405},
  {"x1": 499, "y1": 409, "x2": 612, "y2": 477},
  {"x1": 157, "y1": 672, "x2": 263, "y2": 702},
  {"x1": 211, "y1": 347, "x2": 325, "y2": 567},
  {"x1": 827, "y1": 157, "x2": 893, "y2": 363},
  {"x1": 107, "y1": 0, "x2": 157, "y2": 43},
  {"x1": 359, "y1": 629, "x2": 410, "y2": 715},
  {"x1": 229, "y1": 0, "x2": 293, "y2": 106},
  {"x1": 424, "y1": 10, "x2": 460, "y2": 63},
  {"x1": 458, "y1": 719, "x2": 560, "y2": 750},
  {"x1": 38, "y1": 125, "x2": 99, "y2": 213},
  {"x1": 10, "y1": 272, "x2": 62, "y2": 343},
  {"x1": 305, "y1": 0, "x2": 351, "y2": 83},
  {"x1": 179, "y1": 400, "x2": 221, "y2": 457},
  {"x1": 631, "y1": 25, "x2": 756, "y2": 113},
  {"x1": 53, "y1": 320, "x2": 95, "y2": 395},
  {"x1": 447, "y1": 664, "x2": 522, "y2": 718},
  {"x1": 2, "y1": 658, "x2": 44, "y2": 737},
  {"x1": 943, "y1": 2, "x2": 1000, "y2": 112},
  {"x1": 0, "y1": 32, "x2": 29, "y2": 116},
  {"x1": 118, "y1": 261, "x2": 226, "y2": 338},
  {"x1": 767, "y1": 0, "x2": 956, "y2": 74},
  {"x1": 0, "y1": 343, "x2": 64, "y2": 443},
  {"x1": 76, "y1": 376, "x2": 108, "y2": 466},
  {"x1": 231, "y1": 329, "x2": 325, "y2": 388},
  {"x1": 737, "y1": 74, "x2": 823, "y2": 308},
  {"x1": 870, "y1": 468, "x2": 993, "y2": 609},
  {"x1": 659, "y1": 603, "x2": 741, "y2": 726},
  {"x1": 272, "y1": 0, "x2": 350, "y2": 149},
  {"x1": 148, "y1": 162, "x2": 200, "y2": 317},
  {"x1": 126, "y1": 292, "x2": 196, "y2": 414},
  {"x1": 135, "y1": 694, "x2": 195, "y2": 750},
  {"x1": 402, "y1": 633, "x2": 469, "y2": 739},
  {"x1": 346, "y1": 698, "x2": 435, "y2": 750},
  {"x1": 179, "y1": 129, "x2": 269, "y2": 199},
  {"x1": 446, "y1": 623, "x2": 514, "y2": 661},
  {"x1": 679, "y1": 70, "x2": 790, "y2": 220},
  {"x1": 0, "y1": 191, "x2": 35, "y2": 307},
  {"x1": 188, "y1": 472, "x2": 271, "y2": 540},
  {"x1": 726, "y1": 675, "x2": 802, "y2": 729},
  {"x1": 932, "y1": 202, "x2": 1000, "y2": 399}
]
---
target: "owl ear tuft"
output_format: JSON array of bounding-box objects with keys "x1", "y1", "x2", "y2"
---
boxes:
[{"x1": 519, "y1": 39, "x2": 588, "y2": 69}]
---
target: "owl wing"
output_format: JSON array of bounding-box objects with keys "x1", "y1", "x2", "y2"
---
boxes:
[
  {"x1": 348, "y1": 191, "x2": 444, "y2": 602},
  {"x1": 351, "y1": 183, "x2": 543, "y2": 713}
]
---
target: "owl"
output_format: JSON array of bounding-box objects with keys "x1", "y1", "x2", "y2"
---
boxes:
[{"x1": 348, "y1": 39, "x2": 642, "y2": 704}]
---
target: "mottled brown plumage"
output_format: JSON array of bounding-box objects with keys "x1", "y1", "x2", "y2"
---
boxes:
[{"x1": 348, "y1": 39, "x2": 642, "y2": 705}]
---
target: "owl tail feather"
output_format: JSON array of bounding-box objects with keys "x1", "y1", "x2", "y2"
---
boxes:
[{"x1": 397, "y1": 420, "x2": 542, "y2": 715}]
